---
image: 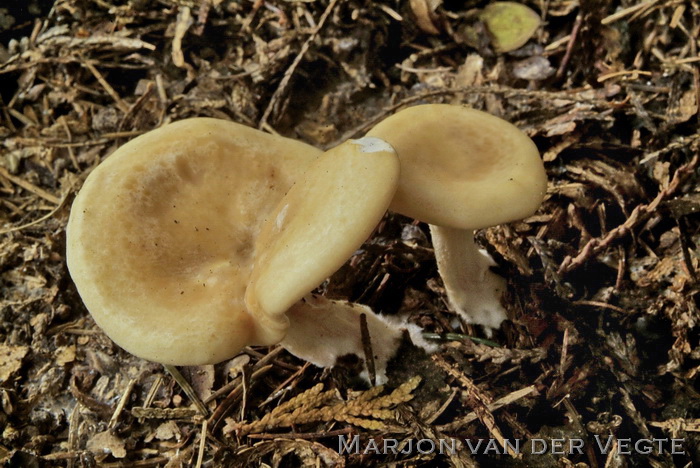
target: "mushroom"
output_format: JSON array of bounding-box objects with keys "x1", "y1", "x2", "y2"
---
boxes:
[
  {"x1": 66, "y1": 118, "x2": 322, "y2": 365},
  {"x1": 281, "y1": 295, "x2": 413, "y2": 384},
  {"x1": 366, "y1": 104, "x2": 547, "y2": 331},
  {"x1": 67, "y1": 124, "x2": 405, "y2": 381},
  {"x1": 246, "y1": 137, "x2": 406, "y2": 382}
]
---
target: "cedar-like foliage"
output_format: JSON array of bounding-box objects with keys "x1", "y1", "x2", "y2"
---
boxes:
[{"x1": 225, "y1": 377, "x2": 421, "y2": 436}]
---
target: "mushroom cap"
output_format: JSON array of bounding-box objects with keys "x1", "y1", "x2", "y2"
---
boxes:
[
  {"x1": 366, "y1": 104, "x2": 547, "y2": 229},
  {"x1": 245, "y1": 137, "x2": 399, "y2": 324},
  {"x1": 66, "y1": 118, "x2": 322, "y2": 365}
]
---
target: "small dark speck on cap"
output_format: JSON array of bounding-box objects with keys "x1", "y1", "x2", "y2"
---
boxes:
[{"x1": 174, "y1": 220, "x2": 179, "y2": 224}]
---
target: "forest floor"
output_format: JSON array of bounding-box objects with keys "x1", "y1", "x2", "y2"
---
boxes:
[{"x1": 1, "y1": 0, "x2": 699, "y2": 467}]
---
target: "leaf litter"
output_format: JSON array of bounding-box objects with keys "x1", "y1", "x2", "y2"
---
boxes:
[{"x1": 0, "y1": 0, "x2": 699, "y2": 466}]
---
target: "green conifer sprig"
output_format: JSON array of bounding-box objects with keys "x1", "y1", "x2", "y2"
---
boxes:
[{"x1": 225, "y1": 376, "x2": 421, "y2": 436}]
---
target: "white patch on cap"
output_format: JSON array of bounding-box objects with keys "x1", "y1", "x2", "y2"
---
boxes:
[
  {"x1": 350, "y1": 137, "x2": 395, "y2": 154},
  {"x1": 275, "y1": 204, "x2": 289, "y2": 230}
]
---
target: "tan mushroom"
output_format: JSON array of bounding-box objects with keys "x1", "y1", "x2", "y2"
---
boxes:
[
  {"x1": 367, "y1": 104, "x2": 547, "y2": 331},
  {"x1": 66, "y1": 118, "x2": 322, "y2": 365},
  {"x1": 67, "y1": 125, "x2": 404, "y2": 381},
  {"x1": 246, "y1": 137, "x2": 404, "y2": 382}
]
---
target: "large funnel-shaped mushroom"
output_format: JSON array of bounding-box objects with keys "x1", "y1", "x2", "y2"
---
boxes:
[{"x1": 67, "y1": 118, "x2": 322, "y2": 365}]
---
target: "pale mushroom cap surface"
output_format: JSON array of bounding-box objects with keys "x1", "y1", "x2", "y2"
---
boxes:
[
  {"x1": 366, "y1": 104, "x2": 547, "y2": 229},
  {"x1": 67, "y1": 118, "x2": 321, "y2": 365},
  {"x1": 246, "y1": 137, "x2": 399, "y2": 322}
]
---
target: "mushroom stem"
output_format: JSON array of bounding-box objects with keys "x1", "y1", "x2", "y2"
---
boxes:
[
  {"x1": 279, "y1": 295, "x2": 403, "y2": 385},
  {"x1": 429, "y1": 225, "x2": 507, "y2": 332}
]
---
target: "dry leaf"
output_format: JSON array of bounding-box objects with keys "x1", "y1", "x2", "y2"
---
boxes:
[
  {"x1": 55, "y1": 345, "x2": 76, "y2": 366},
  {"x1": 155, "y1": 421, "x2": 181, "y2": 441},
  {"x1": 670, "y1": 89, "x2": 698, "y2": 124},
  {"x1": 0, "y1": 345, "x2": 28, "y2": 383},
  {"x1": 482, "y1": 1, "x2": 541, "y2": 52},
  {"x1": 87, "y1": 430, "x2": 127, "y2": 459},
  {"x1": 512, "y1": 56, "x2": 555, "y2": 80},
  {"x1": 455, "y1": 54, "x2": 485, "y2": 87}
]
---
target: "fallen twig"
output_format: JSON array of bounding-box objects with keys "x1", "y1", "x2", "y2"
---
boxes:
[{"x1": 558, "y1": 154, "x2": 699, "y2": 275}]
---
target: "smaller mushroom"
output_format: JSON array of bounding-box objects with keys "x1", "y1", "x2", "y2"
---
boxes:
[
  {"x1": 246, "y1": 137, "x2": 408, "y2": 382},
  {"x1": 367, "y1": 104, "x2": 547, "y2": 332}
]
